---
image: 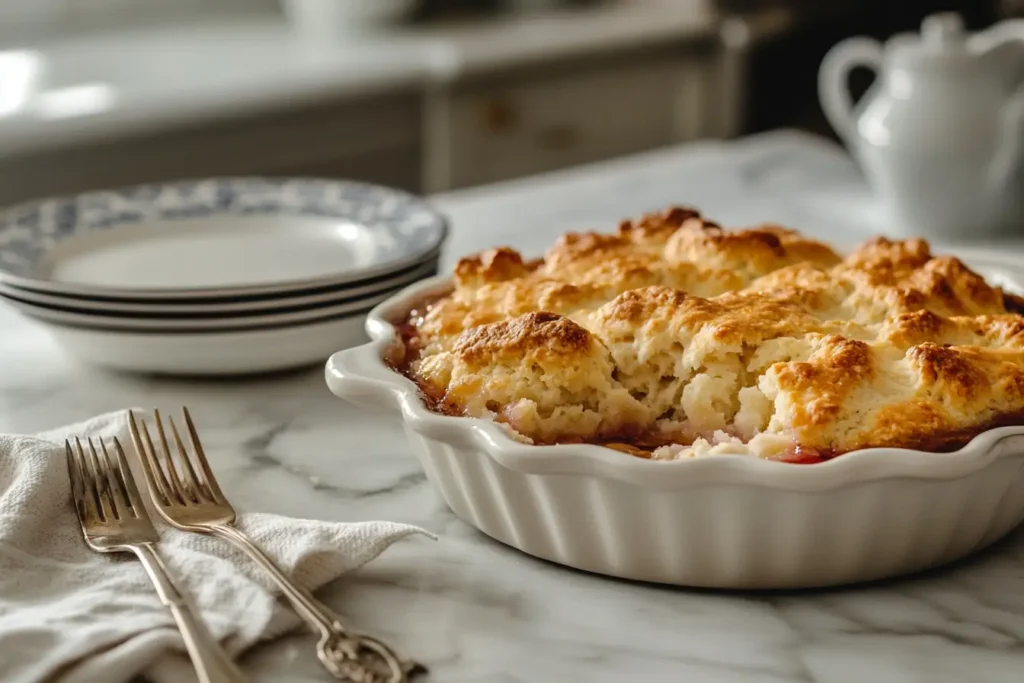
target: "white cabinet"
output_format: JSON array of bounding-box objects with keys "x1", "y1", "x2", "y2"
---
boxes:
[{"x1": 0, "y1": 40, "x2": 734, "y2": 203}]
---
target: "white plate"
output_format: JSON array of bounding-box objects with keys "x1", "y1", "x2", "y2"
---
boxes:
[
  {"x1": 0, "y1": 177, "x2": 447, "y2": 299},
  {"x1": 0, "y1": 258, "x2": 438, "y2": 315},
  {"x1": 3, "y1": 284, "x2": 402, "y2": 332},
  {"x1": 49, "y1": 315, "x2": 368, "y2": 375}
]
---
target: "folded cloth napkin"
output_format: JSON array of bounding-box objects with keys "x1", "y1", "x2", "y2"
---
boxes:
[{"x1": 0, "y1": 410, "x2": 427, "y2": 683}]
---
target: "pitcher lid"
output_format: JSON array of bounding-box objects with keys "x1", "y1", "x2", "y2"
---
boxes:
[{"x1": 887, "y1": 13, "x2": 975, "y2": 69}]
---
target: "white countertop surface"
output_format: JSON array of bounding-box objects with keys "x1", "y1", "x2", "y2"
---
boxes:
[
  {"x1": 0, "y1": 0, "x2": 714, "y2": 158},
  {"x1": 2, "y1": 130, "x2": 1024, "y2": 682}
]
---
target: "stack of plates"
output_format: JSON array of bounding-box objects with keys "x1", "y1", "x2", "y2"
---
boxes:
[{"x1": 0, "y1": 178, "x2": 447, "y2": 375}]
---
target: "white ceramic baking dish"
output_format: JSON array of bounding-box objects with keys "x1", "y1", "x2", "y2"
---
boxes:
[{"x1": 325, "y1": 274, "x2": 1024, "y2": 589}]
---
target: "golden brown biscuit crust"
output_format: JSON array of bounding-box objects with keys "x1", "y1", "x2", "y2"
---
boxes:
[{"x1": 398, "y1": 206, "x2": 1024, "y2": 460}]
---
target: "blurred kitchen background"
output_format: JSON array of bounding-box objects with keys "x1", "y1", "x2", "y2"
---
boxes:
[{"x1": 0, "y1": 0, "x2": 1020, "y2": 207}]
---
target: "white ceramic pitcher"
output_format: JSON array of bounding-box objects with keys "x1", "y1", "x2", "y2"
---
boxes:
[{"x1": 818, "y1": 13, "x2": 1024, "y2": 238}]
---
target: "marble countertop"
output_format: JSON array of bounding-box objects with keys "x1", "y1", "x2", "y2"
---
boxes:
[
  {"x1": 0, "y1": 0, "x2": 714, "y2": 158},
  {"x1": 2, "y1": 130, "x2": 1024, "y2": 682}
]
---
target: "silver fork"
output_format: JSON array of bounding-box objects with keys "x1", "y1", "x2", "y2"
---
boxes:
[
  {"x1": 128, "y1": 408, "x2": 425, "y2": 683},
  {"x1": 65, "y1": 436, "x2": 246, "y2": 683}
]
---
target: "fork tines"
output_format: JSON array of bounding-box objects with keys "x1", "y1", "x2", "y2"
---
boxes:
[
  {"x1": 65, "y1": 435, "x2": 148, "y2": 523},
  {"x1": 129, "y1": 408, "x2": 223, "y2": 507}
]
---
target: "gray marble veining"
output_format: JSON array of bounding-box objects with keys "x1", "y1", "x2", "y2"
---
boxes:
[{"x1": 2, "y1": 130, "x2": 1024, "y2": 682}]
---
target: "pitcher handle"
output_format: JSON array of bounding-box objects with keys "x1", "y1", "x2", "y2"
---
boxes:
[
  {"x1": 818, "y1": 37, "x2": 885, "y2": 144},
  {"x1": 971, "y1": 19, "x2": 1024, "y2": 186}
]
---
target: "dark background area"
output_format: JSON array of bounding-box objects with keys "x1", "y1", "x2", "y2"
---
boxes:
[{"x1": 736, "y1": 0, "x2": 1015, "y2": 136}]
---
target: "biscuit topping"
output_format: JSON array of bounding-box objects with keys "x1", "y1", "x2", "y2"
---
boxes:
[{"x1": 399, "y1": 207, "x2": 1024, "y2": 460}]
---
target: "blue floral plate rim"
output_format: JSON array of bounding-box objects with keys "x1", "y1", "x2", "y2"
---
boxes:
[{"x1": 0, "y1": 176, "x2": 448, "y2": 300}]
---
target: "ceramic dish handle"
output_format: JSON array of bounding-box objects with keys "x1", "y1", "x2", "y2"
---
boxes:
[
  {"x1": 325, "y1": 346, "x2": 404, "y2": 411},
  {"x1": 818, "y1": 37, "x2": 884, "y2": 143}
]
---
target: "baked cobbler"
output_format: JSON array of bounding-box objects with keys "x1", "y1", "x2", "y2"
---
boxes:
[{"x1": 393, "y1": 207, "x2": 1024, "y2": 462}]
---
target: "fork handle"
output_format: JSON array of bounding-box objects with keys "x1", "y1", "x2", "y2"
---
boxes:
[
  {"x1": 207, "y1": 524, "x2": 415, "y2": 682},
  {"x1": 132, "y1": 544, "x2": 247, "y2": 683}
]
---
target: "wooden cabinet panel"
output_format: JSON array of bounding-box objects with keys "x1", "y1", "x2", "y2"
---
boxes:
[
  {"x1": 429, "y1": 54, "x2": 713, "y2": 189},
  {"x1": 265, "y1": 144, "x2": 421, "y2": 192},
  {"x1": 0, "y1": 93, "x2": 422, "y2": 205}
]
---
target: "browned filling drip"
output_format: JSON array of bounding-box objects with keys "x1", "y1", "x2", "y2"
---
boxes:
[
  {"x1": 1004, "y1": 292, "x2": 1024, "y2": 315},
  {"x1": 390, "y1": 295, "x2": 467, "y2": 419},
  {"x1": 389, "y1": 297, "x2": 1024, "y2": 464}
]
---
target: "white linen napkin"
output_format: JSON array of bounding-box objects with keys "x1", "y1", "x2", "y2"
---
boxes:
[{"x1": 0, "y1": 410, "x2": 428, "y2": 683}]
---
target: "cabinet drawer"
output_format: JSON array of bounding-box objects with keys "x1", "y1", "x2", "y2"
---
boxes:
[{"x1": 440, "y1": 57, "x2": 696, "y2": 188}]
